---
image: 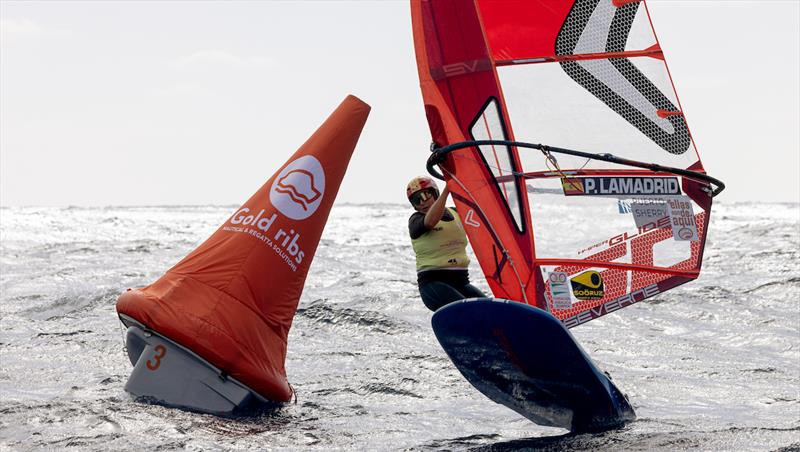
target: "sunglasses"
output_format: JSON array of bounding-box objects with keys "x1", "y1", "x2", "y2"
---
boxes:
[{"x1": 411, "y1": 188, "x2": 438, "y2": 206}]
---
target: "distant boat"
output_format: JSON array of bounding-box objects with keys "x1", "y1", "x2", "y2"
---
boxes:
[{"x1": 116, "y1": 95, "x2": 370, "y2": 414}]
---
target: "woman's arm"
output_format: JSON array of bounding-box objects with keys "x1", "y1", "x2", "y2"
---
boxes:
[{"x1": 423, "y1": 185, "x2": 450, "y2": 229}]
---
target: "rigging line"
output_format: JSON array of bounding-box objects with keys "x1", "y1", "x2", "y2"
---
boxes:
[
  {"x1": 541, "y1": 147, "x2": 589, "y2": 172},
  {"x1": 481, "y1": 115, "x2": 504, "y2": 177},
  {"x1": 465, "y1": 146, "x2": 590, "y2": 177},
  {"x1": 428, "y1": 139, "x2": 726, "y2": 196},
  {"x1": 446, "y1": 146, "x2": 661, "y2": 200},
  {"x1": 479, "y1": 115, "x2": 511, "y2": 201},
  {"x1": 539, "y1": 148, "x2": 584, "y2": 193},
  {"x1": 440, "y1": 166, "x2": 530, "y2": 305},
  {"x1": 448, "y1": 146, "x2": 619, "y2": 193},
  {"x1": 450, "y1": 142, "x2": 591, "y2": 179},
  {"x1": 450, "y1": 153, "x2": 519, "y2": 178}
]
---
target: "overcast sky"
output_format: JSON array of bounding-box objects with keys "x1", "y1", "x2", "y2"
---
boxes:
[{"x1": 1, "y1": 0, "x2": 798, "y2": 206}]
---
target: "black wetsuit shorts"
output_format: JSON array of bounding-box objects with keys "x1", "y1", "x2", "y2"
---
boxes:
[{"x1": 417, "y1": 269, "x2": 486, "y2": 312}]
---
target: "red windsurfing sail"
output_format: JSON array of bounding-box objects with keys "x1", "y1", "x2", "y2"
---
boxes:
[
  {"x1": 116, "y1": 95, "x2": 370, "y2": 401},
  {"x1": 412, "y1": 0, "x2": 720, "y2": 327}
]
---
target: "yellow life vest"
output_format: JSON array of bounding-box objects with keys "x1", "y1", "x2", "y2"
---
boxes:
[{"x1": 411, "y1": 208, "x2": 470, "y2": 272}]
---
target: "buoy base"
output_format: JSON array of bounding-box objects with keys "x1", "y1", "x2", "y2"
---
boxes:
[{"x1": 121, "y1": 316, "x2": 271, "y2": 415}]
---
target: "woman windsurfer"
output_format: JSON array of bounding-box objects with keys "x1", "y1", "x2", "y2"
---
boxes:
[{"x1": 407, "y1": 176, "x2": 486, "y2": 311}]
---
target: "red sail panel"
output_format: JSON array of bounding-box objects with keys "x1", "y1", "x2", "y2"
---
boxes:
[
  {"x1": 116, "y1": 95, "x2": 370, "y2": 400},
  {"x1": 412, "y1": 0, "x2": 536, "y2": 304},
  {"x1": 478, "y1": 0, "x2": 575, "y2": 62}
]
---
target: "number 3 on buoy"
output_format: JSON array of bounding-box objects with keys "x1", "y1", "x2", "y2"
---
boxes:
[{"x1": 146, "y1": 345, "x2": 166, "y2": 371}]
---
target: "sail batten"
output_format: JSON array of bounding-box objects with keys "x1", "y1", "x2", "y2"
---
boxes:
[{"x1": 497, "y1": 48, "x2": 665, "y2": 66}]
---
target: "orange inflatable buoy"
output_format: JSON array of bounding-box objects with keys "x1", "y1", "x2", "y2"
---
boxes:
[{"x1": 117, "y1": 95, "x2": 370, "y2": 410}]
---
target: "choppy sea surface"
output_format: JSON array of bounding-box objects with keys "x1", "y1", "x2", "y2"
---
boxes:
[{"x1": 1, "y1": 202, "x2": 798, "y2": 451}]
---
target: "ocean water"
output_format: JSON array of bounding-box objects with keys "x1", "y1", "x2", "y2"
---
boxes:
[{"x1": 0, "y1": 202, "x2": 798, "y2": 451}]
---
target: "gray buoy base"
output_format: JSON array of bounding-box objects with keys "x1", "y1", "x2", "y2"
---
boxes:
[{"x1": 121, "y1": 315, "x2": 273, "y2": 415}]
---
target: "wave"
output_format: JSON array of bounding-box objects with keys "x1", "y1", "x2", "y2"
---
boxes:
[
  {"x1": 295, "y1": 301, "x2": 408, "y2": 335},
  {"x1": 744, "y1": 277, "x2": 800, "y2": 294},
  {"x1": 359, "y1": 382, "x2": 422, "y2": 399},
  {"x1": 17, "y1": 287, "x2": 120, "y2": 321},
  {"x1": 467, "y1": 425, "x2": 800, "y2": 452}
]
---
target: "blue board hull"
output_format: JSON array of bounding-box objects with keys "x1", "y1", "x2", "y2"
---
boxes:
[{"x1": 432, "y1": 298, "x2": 635, "y2": 432}]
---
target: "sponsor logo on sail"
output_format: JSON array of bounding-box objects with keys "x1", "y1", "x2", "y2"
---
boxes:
[
  {"x1": 561, "y1": 284, "x2": 661, "y2": 328},
  {"x1": 570, "y1": 270, "x2": 605, "y2": 300},
  {"x1": 270, "y1": 155, "x2": 326, "y2": 220},
  {"x1": 561, "y1": 178, "x2": 585, "y2": 196},
  {"x1": 666, "y1": 196, "x2": 699, "y2": 241},
  {"x1": 431, "y1": 59, "x2": 493, "y2": 80},
  {"x1": 677, "y1": 227, "x2": 694, "y2": 240},
  {"x1": 463, "y1": 209, "x2": 481, "y2": 228},
  {"x1": 562, "y1": 177, "x2": 681, "y2": 197},
  {"x1": 549, "y1": 272, "x2": 572, "y2": 310}
]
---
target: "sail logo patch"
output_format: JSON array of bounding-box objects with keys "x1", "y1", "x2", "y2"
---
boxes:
[
  {"x1": 464, "y1": 209, "x2": 481, "y2": 228},
  {"x1": 629, "y1": 199, "x2": 669, "y2": 228},
  {"x1": 561, "y1": 178, "x2": 585, "y2": 195},
  {"x1": 570, "y1": 270, "x2": 605, "y2": 300},
  {"x1": 562, "y1": 177, "x2": 681, "y2": 196},
  {"x1": 270, "y1": 155, "x2": 326, "y2": 220},
  {"x1": 666, "y1": 196, "x2": 699, "y2": 241},
  {"x1": 548, "y1": 272, "x2": 572, "y2": 310}
]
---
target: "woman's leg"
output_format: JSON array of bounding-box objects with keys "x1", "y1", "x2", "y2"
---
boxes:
[
  {"x1": 418, "y1": 281, "x2": 470, "y2": 312},
  {"x1": 459, "y1": 283, "x2": 487, "y2": 299}
]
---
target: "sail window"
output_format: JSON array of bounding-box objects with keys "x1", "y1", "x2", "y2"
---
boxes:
[{"x1": 469, "y1": 98, "x2": 524, "y2": 232}]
